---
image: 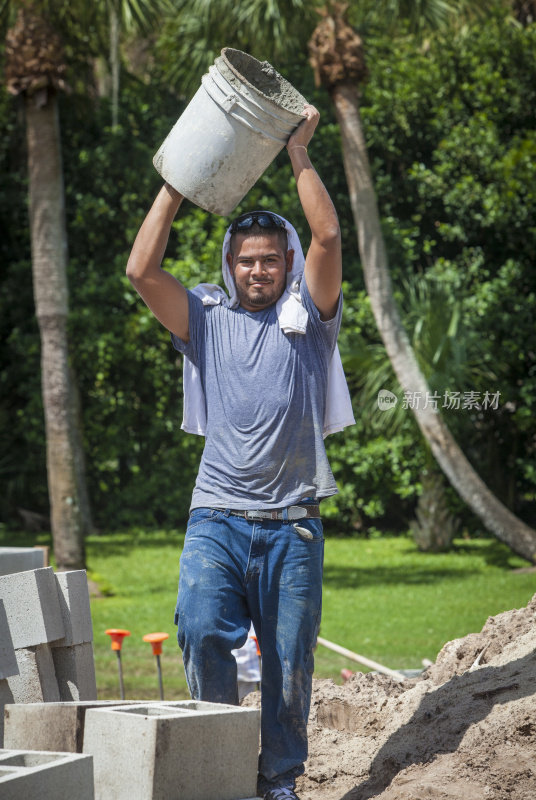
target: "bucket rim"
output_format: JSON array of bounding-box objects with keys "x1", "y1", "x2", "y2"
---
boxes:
[{"x1": 218, "y1": 47, "x2": 306, "y2": 120}]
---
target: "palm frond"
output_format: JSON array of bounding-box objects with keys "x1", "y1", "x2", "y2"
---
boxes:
[
  {"x1": 120, "y1": 0, "x2": 173, "y2": 34},
  {"x1": 157, "y1": 0, "x2": 316, "y2": 96}
]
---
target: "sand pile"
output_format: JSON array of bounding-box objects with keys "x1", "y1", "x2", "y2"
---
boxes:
[
  {"x1": 231, "y1": 592, "x2": 536, "y2": 800},
  {"x1": 292, "y1": 593, "x2": 536, "y2": 799}
]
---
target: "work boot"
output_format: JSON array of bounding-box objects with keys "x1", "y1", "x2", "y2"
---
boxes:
[{"x1": 263, "y1": 788, "x2": 300, "y2": 800}]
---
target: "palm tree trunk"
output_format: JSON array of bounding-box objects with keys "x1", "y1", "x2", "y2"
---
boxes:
[
  {"x1": 110, "y1": 1, "x2": 120, "y2": 127},
  {"x1": 331, "y1": 82, "x2": 536, "y2": 563},
  {"x1": 26, "y1": 91, "x2": 89, "y2": 570}
]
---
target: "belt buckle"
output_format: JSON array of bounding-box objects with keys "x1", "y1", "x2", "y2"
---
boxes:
[
  {"x1": 288, "y1": 506, "x2": 307, "y2": 521},
  {"x1": 244, "y1": 510, "x2": 264, "y2": 521}
]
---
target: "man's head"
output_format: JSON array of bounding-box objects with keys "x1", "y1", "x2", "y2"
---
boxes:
[{"x1": 226, "y1": 212, "x2": 294, "y2": 312}]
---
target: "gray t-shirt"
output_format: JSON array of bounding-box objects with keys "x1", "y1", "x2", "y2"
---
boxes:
[{"x1": 171, "y1": 276, "x2": 342, "y2": 510}]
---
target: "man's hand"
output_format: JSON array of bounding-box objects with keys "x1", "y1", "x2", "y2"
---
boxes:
[{"x1": 286, "y1": 104, "x2": 320, "y2": 153}]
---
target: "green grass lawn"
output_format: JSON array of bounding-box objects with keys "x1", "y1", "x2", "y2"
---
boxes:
[
  {"x1": 2, "y1": 527, "x2": 535, "y2": 701},
  {"x1": 317, "y1": 535, "x2": 535, "y2": 679}
]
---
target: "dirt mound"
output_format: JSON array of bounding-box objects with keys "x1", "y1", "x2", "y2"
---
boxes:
[{"x1": 296, "y1": 594, "x2": 536, "y2": 799}]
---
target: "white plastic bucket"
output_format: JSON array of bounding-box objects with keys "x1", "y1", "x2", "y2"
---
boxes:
[{"x1": 153, "y1": 48, "x2": 307, "y2": 216}]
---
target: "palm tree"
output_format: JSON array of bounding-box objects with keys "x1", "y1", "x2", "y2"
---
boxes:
[
  {"x1": 101, "y1": 0, "x2": 172, "y2": 127},
  {"x1": 308, "y1": 2, "x2": 536, "y2": 562},
  {"x1": 5, "y1": 2, "x2": 91, "y2": 569}
]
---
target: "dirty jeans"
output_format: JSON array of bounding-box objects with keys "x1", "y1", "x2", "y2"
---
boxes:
[{"x1": 175, "y1": 507, "x2": 324, "y2": 791}]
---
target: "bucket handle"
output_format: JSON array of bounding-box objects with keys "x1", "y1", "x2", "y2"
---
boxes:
[
  {"x1": 202, "y1": 71, "x2": 290, "y2": 144},
  {"x1": 221, "y1": 92, "x2": 239, "y2": 113},
  {"x1": 202, "y1": 74, "x2": 238, "y2": 114}
]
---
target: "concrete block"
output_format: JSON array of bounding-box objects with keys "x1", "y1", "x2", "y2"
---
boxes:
[
  {"x1": 3, "y1": 700, "x2": 145, "y2": 753},
  {"x1": 0, "y1": 749, "x2": 94, "y2": 800},
  {"x1": 0, "y1": 547, "x2": 44, "y2": 577},
  {"x1": 0, "y1": 601, "x2": 18, "y2": 680},
  {"x1": 7, "y1": 645, "x2": 60, "y2": 704},
  {"x1": 84, "y1": 700, "x2": 261, "y2": 800},
  {"x1": 1, "y1": 645, "x2": 59, "y2": 747},
  {"x1": 51, "y1": 642, "x2": 97, "y2": 701},
  {"x1": 52, "y1": 571, "x2": 93, "y2": 647},
  {"x1": 0, "y1": 567, "x2": 64, "y2": 649}
]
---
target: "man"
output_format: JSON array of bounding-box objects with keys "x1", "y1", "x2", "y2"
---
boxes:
[{"x1": 127, "y1": 104, "x2": 348, "y2": 800}]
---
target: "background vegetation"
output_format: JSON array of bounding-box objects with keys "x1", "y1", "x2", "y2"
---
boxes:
[{"x1": 1, "y1": 3, "x2": 535, "y2": 549}]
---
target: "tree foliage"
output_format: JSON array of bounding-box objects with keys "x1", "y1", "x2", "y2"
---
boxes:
[{"x1": 1, "y1": 6, "x2": 534, "y2": 538}]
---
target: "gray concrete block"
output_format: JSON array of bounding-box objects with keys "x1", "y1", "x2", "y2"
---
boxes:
[
  {"x1": 1, "y1": 645, "x2": 59, "y2": 747},
  {"x1": 84, "y1": 700, "x2": 261, "y2": 800},
  {"x1": 0, "y1": 601, "x2": 18, "y2": 680},
  {"x1": 0, "y1": 749, "x2": 94, "y2": 800},
  {"x1": 0, "y1": 547, "x2": 44, "y2": 577},
  {"x1": 0, "y1": 567, "x2": 64, "y2": 648},
  {"x1": 51, "y1": 642, "x2": 97, "y2": 701},
  {"x1": 52, "y1": 571, "x2": 93, "y2": 647},
  {"x1": 3, "y1": 700, "x2": 145, "y2": 753},
  {"x1": 7, "y1": 645, "x2": 60, "y2": 704}
]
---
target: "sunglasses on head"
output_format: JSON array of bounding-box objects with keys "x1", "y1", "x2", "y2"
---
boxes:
[{"x1": 229, "y1": 211, "x2": 287, "y2": 234}]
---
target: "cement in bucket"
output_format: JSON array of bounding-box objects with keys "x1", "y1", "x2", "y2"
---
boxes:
[{"x1": 153, "y1": 48, "x2": 307, "y2": 216}]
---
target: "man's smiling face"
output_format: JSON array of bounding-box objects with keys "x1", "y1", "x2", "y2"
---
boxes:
[{"x1": 227, "y1": 233, "x2": 294, "y2": 312}]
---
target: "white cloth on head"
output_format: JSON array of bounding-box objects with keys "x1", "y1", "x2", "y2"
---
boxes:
[{"x1": 180, "y1": 213, "x2": 355, "y2": 437}]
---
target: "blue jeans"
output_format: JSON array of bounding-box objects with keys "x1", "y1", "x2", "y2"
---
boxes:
[{"x1": 175, "y1": 507, "x2": 324, "y2": 791}]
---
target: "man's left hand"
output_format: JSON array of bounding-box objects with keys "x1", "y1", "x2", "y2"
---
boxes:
[{"x1": 286, "y1": 104, "x2": 320, "y2": 153}]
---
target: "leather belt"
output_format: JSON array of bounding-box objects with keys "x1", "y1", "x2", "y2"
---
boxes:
[{"x1": 222, "y1": 505, "x2": 320, "y2": 521}]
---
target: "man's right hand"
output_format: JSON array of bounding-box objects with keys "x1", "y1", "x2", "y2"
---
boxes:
[{"x1": 126, "y1": 184, "x2": 190, "y2": 342}]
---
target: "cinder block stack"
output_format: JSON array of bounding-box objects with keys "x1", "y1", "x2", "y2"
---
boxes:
[
  {"x1": 1, "y1": 555, "x2": 262, "y2": 800},
  {"x1": 0, "y1": 566, "x2": 96, "y2": 745}
]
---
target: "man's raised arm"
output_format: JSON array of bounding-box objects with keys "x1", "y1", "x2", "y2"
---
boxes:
[
  {"x1": 126, "y1": 183, "x2": 190, "y2": 341},
  {"x1": 287, "y1": 105, "x2": 342, "y2": 320}
]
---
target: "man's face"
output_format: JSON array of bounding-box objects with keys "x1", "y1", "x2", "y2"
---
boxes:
[{"x1": 227, "y1": 233, "x2": 294, "y2": 312}]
